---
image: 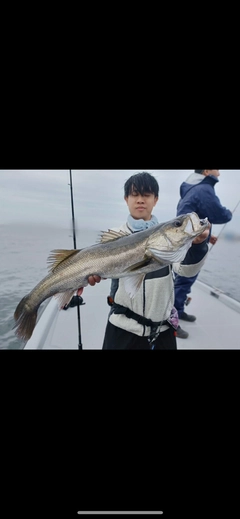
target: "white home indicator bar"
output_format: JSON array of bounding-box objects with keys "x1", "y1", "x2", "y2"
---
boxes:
[{"x1": 77, "y1": 513, "x2": 163, "y2": 515}]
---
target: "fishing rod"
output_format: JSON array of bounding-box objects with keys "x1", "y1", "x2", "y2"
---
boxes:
[
  {"x1": 209, "y1": 198, "x2": 240, "y2": 252},
  {"x1": 185, "y1": 198, "x2": 240, "y2": 308},
  {"x1": 69, "y1": 169, "x2": 82, "y2": 349}
]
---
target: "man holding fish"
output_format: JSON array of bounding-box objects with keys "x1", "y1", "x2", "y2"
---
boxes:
[
  {"x1": 101, "y1": 172, "x2": 210, "y2": 349},
  {"x1": 14, "y1": 172, "x2": 210, "y2": 348}
]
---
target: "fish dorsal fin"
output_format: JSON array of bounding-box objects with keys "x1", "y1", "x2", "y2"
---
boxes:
[
  {"x1": 47, "y1": 249, "x2": 80, "y2": 273},
  {"x1": 98, "y1": 229, "x2": 131, "y2": 244}
]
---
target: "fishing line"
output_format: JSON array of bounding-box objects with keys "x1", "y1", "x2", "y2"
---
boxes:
[
  {"x1": 69, "y1": 169, "x2": 82, "y2": 349},
  {"x1": 209, "y1": 199, "x2": 240, "y2": 253}
]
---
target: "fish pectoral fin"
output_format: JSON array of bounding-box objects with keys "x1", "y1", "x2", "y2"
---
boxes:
[
  {"x1": 54, "y1": 290, "x2": 77, "y2": 309},
  {"x1": 123, "y1": 258, "x2": 151, "y2": 272},
  {"x1": 47, "y1": 249, "x2": 80, "y2": 272},
  {"x1": 97, "y1": 229, "x2": 131, "y2": 243},
  {"x1": 123, "y1": 274, "x2": 145, "y2": 299}
]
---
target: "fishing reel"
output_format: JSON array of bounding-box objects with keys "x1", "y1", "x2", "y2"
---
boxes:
[{"x1": 63, "y1": 295, "x2": 86, "y2": 310}]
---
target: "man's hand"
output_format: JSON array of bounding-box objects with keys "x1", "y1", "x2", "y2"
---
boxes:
[
  {"x1": 192, "y1": 226, "x2": 210, "y2": 245},
  {"x1": 77, "y1": 275, "x2": 102, "y2": 296},
  {"x1": 87, "y1": 275, "x2": 102, "y2": 286},
  {"x1": 209, "y1": 235, "x2": 218, "y2": 245}
]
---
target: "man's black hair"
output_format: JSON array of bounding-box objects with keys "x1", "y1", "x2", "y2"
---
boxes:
[{"x1": 124, "y1": 172, "x2": 159, "y2": 198}]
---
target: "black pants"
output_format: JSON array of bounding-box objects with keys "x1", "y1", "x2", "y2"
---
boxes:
[{"x1": 102, "y1": 321, "x2": 177, "y2": 350}]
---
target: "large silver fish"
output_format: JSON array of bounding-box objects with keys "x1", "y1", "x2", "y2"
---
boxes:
[{"x1": 13, "y1": 212, "x2": 209, "y2": 341}]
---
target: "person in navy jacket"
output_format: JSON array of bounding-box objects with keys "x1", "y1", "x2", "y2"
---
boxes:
[{"x1": 174, "y1": 169, "x2": 232, "y2": 339}]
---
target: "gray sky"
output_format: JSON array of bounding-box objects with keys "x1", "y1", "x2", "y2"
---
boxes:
[{"x1": 0, "y1": 170, "x2": 239, "y2": 235}]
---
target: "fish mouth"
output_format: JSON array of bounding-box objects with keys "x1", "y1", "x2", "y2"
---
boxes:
[
  {"x1": 200, "y1": 217, "x2": 209, "y2": 226},
  {"x1": 187, "y1": 213, "x2": 209, "y2": 234}
]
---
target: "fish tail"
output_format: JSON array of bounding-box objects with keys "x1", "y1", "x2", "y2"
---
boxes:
[{"x1": 13, "y1": 295, "x2": 38, "y2": 342}]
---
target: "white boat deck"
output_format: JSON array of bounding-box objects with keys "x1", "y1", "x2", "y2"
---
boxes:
[
  {"x1": 24, "y1": 280, "x2": 240, "y2": 350},
  {"x1": 177, "y1": 281, "x2": 240, "y2": 349}
]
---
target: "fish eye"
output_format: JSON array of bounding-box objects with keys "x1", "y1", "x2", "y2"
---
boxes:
[{"x1": 174, "y1": 220, "x2": 182, "y2": 228}]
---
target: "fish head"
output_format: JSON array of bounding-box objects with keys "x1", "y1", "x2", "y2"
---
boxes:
[
  {"x1": 165, "y1": 212, "x2": 209, "y2": 244},
  {"x1": 146, "y1": 212, "x2": 209, "y2": 263}
]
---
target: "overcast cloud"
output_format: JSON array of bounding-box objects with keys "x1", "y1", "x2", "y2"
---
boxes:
[{"x1": 0, "y1": 170, "x2": 239, "y2": 235}]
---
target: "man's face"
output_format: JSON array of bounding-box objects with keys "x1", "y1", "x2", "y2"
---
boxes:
[
  {"x1": 124, "y1": 190, "x2": 158, "y2": 221},
  {"x1": 205, "y1": 169, "x2": 220, "y2": 178}
]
